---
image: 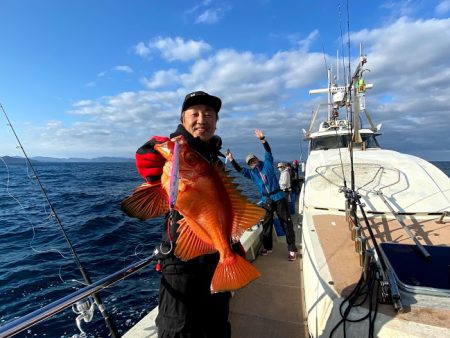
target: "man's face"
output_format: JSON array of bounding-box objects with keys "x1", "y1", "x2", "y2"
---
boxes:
[
  {"x1": 248, "y1": 158, "x2": 259, "y2": 168},
  {"x1": 182, "y1": 104, "x2": 217, "y2": 142}
]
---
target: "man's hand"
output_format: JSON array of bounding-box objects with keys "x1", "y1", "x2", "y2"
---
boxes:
[
  {"x1": 255, "y1": 129, "x2": 264, "y2": 140},
  {"x1": 136, "y1": 136, "x2": 169, "y2": 183},
  {"x1": 225, "y1": 149, "x2": 234, "y2": 161}
]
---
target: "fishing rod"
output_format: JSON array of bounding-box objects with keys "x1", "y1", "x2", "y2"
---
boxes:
[
  {"x1": 330, "y1": 3, "x2": 402, "y2": 336},
  {"x1": 0, "y1": 103, "x2": 119, "y2": 338},
  {"x1": 0, "y1": 254, "x2": 156, "y2": 338},
  {"x1": 347, "y1": 2, "x2": 403, "y2": 305}
]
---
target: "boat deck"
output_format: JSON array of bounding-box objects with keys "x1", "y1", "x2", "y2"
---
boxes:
[
  {"x1": 230, "y1": 215, "x2": 308, "y2": 338},
  {"x1": 304, "y1": 211, "x2": 450, "y2": 335},
  {"x1": 124, "y1": 214, "x2": 308, "y2": 338}
]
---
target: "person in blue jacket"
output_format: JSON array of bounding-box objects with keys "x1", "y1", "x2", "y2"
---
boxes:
[{"x1": 225, "y1": 129, "x2": 298, "y2": 261}]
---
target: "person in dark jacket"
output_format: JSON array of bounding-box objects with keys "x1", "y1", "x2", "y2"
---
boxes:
[
  {"x1": 289, "y1": 160, "x2": 301, "y2": 214},
  {"x1": 225, "y1": 130, "x2": 298, "y2": 261},
  {"x1": 135, "y1": 91, "x2": 234, "y2": 338}
]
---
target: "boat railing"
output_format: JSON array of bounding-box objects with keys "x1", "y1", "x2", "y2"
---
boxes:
[
  {"x1": 375, "y1": 191, "x2": 431, "y2": 258},
  {"x1": 0, "y1": 255, "x2": 156, "y2": 338}
]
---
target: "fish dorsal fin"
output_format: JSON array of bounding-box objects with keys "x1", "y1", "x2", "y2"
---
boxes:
[
  {"x1": 121, "y1": 183, "x2": 169, "y2": 220},
  {"x1": 175, "y1": 217, "x2": 217, "y2": 260},
  {"x1": 215, "y1": 168, "x2": 265, "y2": 241}
]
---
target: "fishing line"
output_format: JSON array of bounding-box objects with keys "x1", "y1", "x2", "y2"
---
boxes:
[
  {"x1": 322, "y1": 44, "x2": 329, "y2": 75},
  {"x1": 331, "y1": 127, "x2": 348, "y2": 188},
  {"x1": 133, "y1": 243, "x2": 150, "y2": 259},
  {"x1": 345, "y1": 0, "x2": 354, "y2": 176},
  {"x1": 337, "y1": 0, "x2": 349, "y2": 91},
  {"x1": 337, "y1": 0, "x2": 356, "y2": 188},
  {"x1": 328, "y1": 1, "x2": 383, "y2": 336},
  {"x1": 1, "y1": 158, "x2": 78, "y2": 286},
  {"x1": 1, "y1": 102, "x2": 119, "y2": 338},
  {"x1": 0, "y1": 157, "x2": 73, "y2": 259},
  {"x1": 125, "y1": 243, "x2": 154, "y2": 265},
  {"x1": 58, "y1": 265, "x2": 90, "y2": 287}
]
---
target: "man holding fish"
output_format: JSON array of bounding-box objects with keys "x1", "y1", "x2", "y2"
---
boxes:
[{"x1": 122, "y1": 91, "x2": 264, "y2": 338}]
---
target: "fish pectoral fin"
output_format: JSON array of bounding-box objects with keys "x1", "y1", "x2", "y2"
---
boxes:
[
  {"x1": 215, "y1": 170, "x2": 265, "y2": 240},
  {"x1": 211, "y1": 254, "x2": 260, "y2": 293},
  {"x1": 121, "y1": 182, "x2": 169, "y2": 220},
  {"x1": 228, "y1": 193, "x2": 265, "y2": 241},
  {"x1": 174, "y1": 218, "x2": 216, "y2": 261}
]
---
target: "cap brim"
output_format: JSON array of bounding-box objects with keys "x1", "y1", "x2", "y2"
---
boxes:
[{"x1": 182, "y1": 95, "x2": 221, "y2": 113}]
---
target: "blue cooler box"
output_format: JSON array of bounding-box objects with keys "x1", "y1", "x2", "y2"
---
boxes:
[{"x1": 273, "y1": 218, "x2": 285, "y2": 236}]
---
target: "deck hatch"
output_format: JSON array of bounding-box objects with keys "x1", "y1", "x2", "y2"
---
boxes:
[{"x1": 380, "y1": 243, "x2": 450, "y2": 292}]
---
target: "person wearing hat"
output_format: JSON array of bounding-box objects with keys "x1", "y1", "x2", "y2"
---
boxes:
[
  {"x1": 225, "y1": 129, "x2": 298, "y2": 262},
  {"x1": 278, "y1": 162, "x2": 291, "y2": 202},
  {"x1": 133, "y1": 90, "x2": 236, "y2": 338}
]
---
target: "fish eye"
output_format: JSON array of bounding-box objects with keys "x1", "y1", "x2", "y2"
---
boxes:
[{"x1": 184, "y1": 152, "x2": 198, "y2": 165}]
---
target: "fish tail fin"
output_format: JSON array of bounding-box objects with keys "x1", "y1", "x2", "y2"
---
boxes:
[{"x1": 211, "y1": 254, "x2": 260, "y2": 293}]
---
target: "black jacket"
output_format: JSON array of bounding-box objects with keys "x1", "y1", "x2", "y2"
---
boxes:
[{"x1": 155, "y1": 124, "x2": 231, "y2": 337}]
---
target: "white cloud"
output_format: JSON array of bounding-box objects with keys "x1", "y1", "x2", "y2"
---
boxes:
[
  {"x1": 7, "y1": 17, "x2": 450, "y2": 161},
  {"x1": 196, "y1": 8, "x2": 221, "y2": 24},
  {"x1": 153, "y1": 37, "x2": 212, "y2": 62},
  {"x1": 141, "y1": 69, "x2": 180, "y2": 89},
  {"x1": 113, "y1": 65, "x2": 133, "y2": 73},
  {"x1": 436, "y1": 0, "x2": 450, "y2": 15},
  {"x1": 351, "y1": 17, "x2": 450, "y2": 92},
  {"x1": 298, "y1": 30, "x2": 319, "y2": 52},
  {"x1": 381, "y1": 1, "x2": 415, "y2": 18},
  {"x1": 185, "y1": 0, "x2": 229, "y2": 24},
  {"x1": 97, "y1": 66, "x2": 133, "y2": 78},
  {"x1": 134, "y1": 41, "x2": 151, "y2": 58},
  {"x1": 134, "y1": 37, "x2": 212, "y2": 62}
]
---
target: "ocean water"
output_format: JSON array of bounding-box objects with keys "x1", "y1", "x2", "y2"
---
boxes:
[
  {"x1": 0, "y1": 160, "x2": 449, "y2": 337},
  {"x1": 0, "y1": 161, "x2": 261, "y2": 338}
]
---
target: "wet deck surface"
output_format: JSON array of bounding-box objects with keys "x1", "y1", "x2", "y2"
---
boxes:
[{"x1": 229, "y1": 216, "x2": 308, "y2": 338}]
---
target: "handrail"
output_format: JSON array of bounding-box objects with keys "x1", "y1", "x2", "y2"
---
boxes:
[
  {"x1": 0, "y1": 255, "x2": 155, "y2": 338},
  {"x1": 375, "y1": 191, "x2": 431, "y2": 259}
]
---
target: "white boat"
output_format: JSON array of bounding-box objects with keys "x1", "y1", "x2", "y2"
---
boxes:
[{"x1": 299, "y1": 48, "x2": 450, "y2": 337}]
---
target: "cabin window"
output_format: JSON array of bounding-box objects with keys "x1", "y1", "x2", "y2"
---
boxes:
[{"x1": 310, "y1": 134, "x2": 380, "y2": 151}]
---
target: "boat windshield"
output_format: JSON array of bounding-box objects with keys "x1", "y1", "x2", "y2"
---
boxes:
[{"x1": 310, "y1": 133, "x2": 380, "y2": 151}]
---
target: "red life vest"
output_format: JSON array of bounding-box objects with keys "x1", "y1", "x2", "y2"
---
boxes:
[{"x1": 135, "y1": 135, "x2": 170, "y2": 183}]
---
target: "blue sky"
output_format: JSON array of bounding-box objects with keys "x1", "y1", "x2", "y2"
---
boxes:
[{"x1": 0, "y1": 0, "x2": 449, "y2": 161}]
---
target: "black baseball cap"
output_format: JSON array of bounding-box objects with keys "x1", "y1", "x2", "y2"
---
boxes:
[{"x1": 181, "y1": 91, "x2": 222, "y2": 113}]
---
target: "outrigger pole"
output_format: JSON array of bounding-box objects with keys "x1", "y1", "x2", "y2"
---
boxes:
[{"x1": 1, "y1": 103, "x2": 119, "y2": 338}]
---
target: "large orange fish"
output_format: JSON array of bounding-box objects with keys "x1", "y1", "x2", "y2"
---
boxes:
[{"x1": 122, "y1": 135, "x2": 264, "y2": 293}]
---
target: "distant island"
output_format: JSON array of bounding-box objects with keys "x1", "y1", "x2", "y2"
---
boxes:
[{"x1": 1, "y1": 155, "x2": 134, "y2": 164}]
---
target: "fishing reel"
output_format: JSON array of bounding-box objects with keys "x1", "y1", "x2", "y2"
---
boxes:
[
  {"x1": 339, "y1": 186, "x2": 354, "y2": 200},
  {"x1": 72, "y1": 297, "x2": 95, "y2": 337}
]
